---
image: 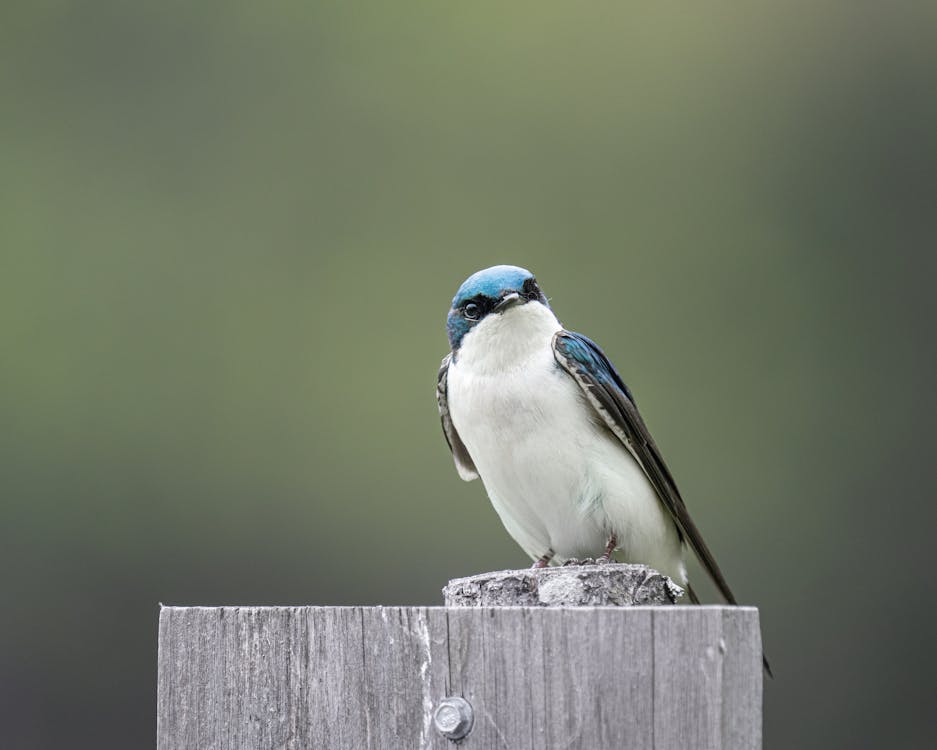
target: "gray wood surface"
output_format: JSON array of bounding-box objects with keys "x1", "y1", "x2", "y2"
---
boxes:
[
  {"x1": 444, "y1": 563, "x2": 684, "y2": 607},
  {"x1": 158, "y1": 604, "x2": 762, "y2": 749}
]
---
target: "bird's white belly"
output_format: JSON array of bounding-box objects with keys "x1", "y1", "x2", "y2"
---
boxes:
[{"x1": 448, "y1": 347, "x2": 683, "y2": 579}]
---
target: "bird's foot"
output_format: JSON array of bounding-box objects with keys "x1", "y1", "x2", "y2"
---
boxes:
[
  {"x1": 596, "y1": 534, "x2": 619, "y2": 565},
  {"x1": 531, "y1": 549, "x2": 555, "y2": 569},
  {"x1": 562, "y1": 557, "x2": 597, "y2": 566}
]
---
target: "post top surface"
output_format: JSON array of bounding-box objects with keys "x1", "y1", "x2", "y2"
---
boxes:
[{"x1": 444, "y1": 563, "x2": 685, "y2": 608}]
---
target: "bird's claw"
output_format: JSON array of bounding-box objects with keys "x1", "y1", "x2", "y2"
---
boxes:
[
  {"x1": 532, "y1": 549, "x2": 555, "y2": 568},
  {"x1": 562, "y1": 557, "x2": 597, "y2": 566}
]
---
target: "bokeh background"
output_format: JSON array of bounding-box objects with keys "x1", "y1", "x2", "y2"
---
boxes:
[{"x1": 3, "y1": 2, "x2": 936, "y2": 748}]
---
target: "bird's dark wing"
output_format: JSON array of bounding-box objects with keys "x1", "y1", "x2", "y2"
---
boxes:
[
  {"x1": 552, "y1": 330, "x2": 739, "y2": 606},
  {"x1": 437, "y1": 353, "x2": 479, "y2": 481}
]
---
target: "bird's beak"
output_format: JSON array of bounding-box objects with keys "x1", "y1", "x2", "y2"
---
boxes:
[{"x1": 493, "y1": 291, "x2": 523, "y2": 313}]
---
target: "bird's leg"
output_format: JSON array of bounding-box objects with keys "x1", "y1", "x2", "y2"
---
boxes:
[
  {"x1": 531, "y1": 549, "x2": 555, "y2": 569},
  {"x1": 596, "y1": 533, "x2": 618, "y2": 564}
]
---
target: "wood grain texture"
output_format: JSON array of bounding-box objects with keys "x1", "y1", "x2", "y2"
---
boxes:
[
  {"x1": 158, "y1": 605, "x2": 761, "y2": 749},
  {"x1": 444, "y1": 563, "x2": 684, "y2": 607}
]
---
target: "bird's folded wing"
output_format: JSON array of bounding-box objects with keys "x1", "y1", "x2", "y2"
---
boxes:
[
  {"x1": 437, "y1": 353, "x2": 479, "y2": 481},
  {"x1": 552, "y1": 330, "x2": 738, "y2": 606}
]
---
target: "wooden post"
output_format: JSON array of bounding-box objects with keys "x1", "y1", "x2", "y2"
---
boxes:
[{"x1": 157, "y1": 565, "x2": 762, "y2": 749}]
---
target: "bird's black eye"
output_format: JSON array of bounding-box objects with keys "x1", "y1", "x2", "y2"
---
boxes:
[
  {"x1": 463, "y1": 302, "x2": 480, "y2": 320},
  {"x1": 522, "y1": 277, "x2": 542, "y2": 302}
]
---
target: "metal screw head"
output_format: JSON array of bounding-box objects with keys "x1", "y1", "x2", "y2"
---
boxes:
[{"x1": 433, "y1": 696, "x2": 474, "y2": 741}]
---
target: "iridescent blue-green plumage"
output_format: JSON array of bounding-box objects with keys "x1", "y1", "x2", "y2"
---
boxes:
[
  {"x1": 446, "y1": 265, "x2": 548, "y2": 350},
  {"x1": 451, "y1": 265, "x2": 535, "y2": 308},
  {"x1": 551, "y1": 330, "x2": 637, "y2": 402},
  {"x1": 552, "y1": 331, "x2": 738, "y2": 606},
  {"x1": 552, "y1": 330, "x2": 771, "y2": 675},
  {"x1": 437, "y1": 265, "x2": 772, "y2": 676}
]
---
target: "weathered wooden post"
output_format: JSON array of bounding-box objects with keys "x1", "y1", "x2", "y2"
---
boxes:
[{"x1": 157, "y1": 564, "x2": 762, "y2": 749}]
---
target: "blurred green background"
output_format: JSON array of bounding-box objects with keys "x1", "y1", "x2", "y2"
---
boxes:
[{"x1": 2, "y1": 2, "x2": 935, "y2": 748}]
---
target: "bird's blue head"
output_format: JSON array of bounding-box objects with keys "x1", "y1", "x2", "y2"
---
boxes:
[{"x1": 446, "y1": 265, "x2": 549, "y2": 350}]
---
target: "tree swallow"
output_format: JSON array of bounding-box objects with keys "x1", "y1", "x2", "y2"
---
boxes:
[{"x1": 437, "y1": 264, "x2": 741, "y2": 606}]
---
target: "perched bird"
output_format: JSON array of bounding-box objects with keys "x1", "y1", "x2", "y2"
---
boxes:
[{"x1": 437, "y1": 264, "x2": 740, "y2": 605}]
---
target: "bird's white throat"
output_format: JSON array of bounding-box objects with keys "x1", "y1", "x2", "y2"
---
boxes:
[{"x1": 456, "y1": 302, "x2": 562, "y2": 375}]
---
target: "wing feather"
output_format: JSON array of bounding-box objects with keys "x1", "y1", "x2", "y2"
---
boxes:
[
  {"x1": 552, "y1": 330, "x2": 739, "y2": 606},
  {"x1": 437, "y1": 353, "x2": 479, "y2": 481}
]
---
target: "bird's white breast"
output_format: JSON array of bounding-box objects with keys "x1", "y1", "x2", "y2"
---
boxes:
[{"x1": 446, "y1": 303, "x2": 684, "y2": 580}]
